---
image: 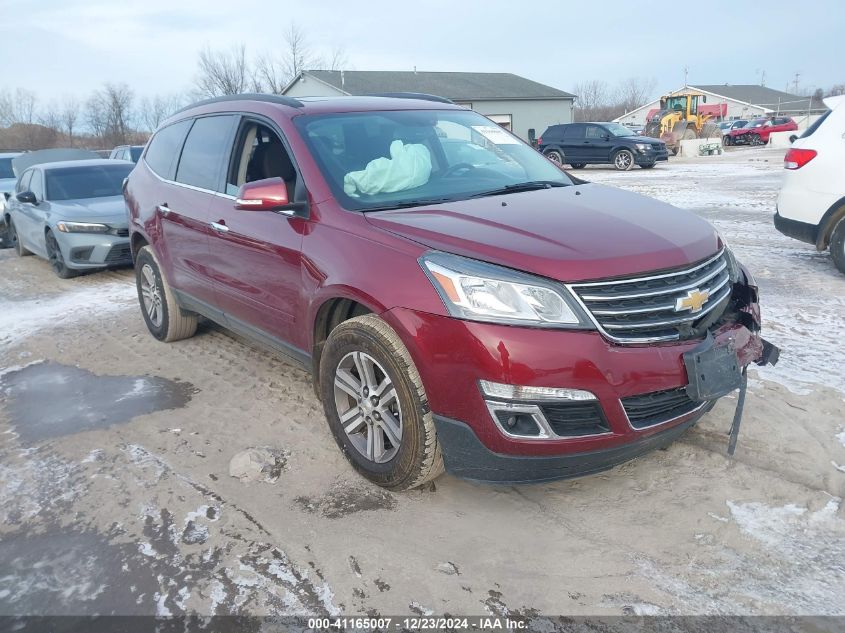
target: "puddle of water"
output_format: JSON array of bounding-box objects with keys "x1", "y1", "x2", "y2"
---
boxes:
[
  {"x1": 0, "y1": 529, "x2": 160, "y2": 616},
  {"x1": 0, "y1": 363, "x2": 197, "y2": 444}
]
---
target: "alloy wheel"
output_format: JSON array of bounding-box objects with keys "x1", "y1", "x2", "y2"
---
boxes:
[
  {"x1": 46, "y1": 232, "x2": 65, "y2": 275},
  {"x1": 333, "y1": 351, "x2": 403, "y2": 464},
  {"x1": 614, "y1": 151, "x2": 632, "y2": 170},
  {"x1": 140, "y1": 263, "x2": 163, "y2": 328}
]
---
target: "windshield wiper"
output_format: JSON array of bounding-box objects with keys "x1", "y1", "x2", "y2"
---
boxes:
[
  {"x1": 468, "y1": 180, "x2": 568, "y2": 199},
  {"x1": 362, "y1": 197, "x2": 456, "y2": 212}
]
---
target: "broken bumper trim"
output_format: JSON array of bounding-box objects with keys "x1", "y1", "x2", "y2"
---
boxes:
[{"x1": 432, "y1": 405, "x2": 714, "y2": 484}]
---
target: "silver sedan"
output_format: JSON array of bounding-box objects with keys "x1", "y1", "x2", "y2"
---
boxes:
[{"x1": 4, "y1": 159, "x2": 135, "y2": 278}]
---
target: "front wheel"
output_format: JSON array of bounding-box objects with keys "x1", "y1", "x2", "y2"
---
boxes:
[
  {"x1": 613, "y1": 149, "x2": 634, "y2": 171},
  {"x1": 319, "y1": 314, "x2": 443, "y2": 490},
  {"x1": 135, "y1": 245, "x2": 198, "y2": 342},
  {"x1": 45, "y1": 230, "x2": 77, "y2": 278},
  {"x1": 9, "y1": 219, "x2": 31, "y2": 257},
  {"x1": 830, "y1": 216, "x2": 845, "y2": 275},
  {"x1": 544, "y1": 149, "x2": 564, "y2": 165},
  {"x1": 723, "y1": 136, "x2": 732, "y2": 146},
  {"x1": 750, "y1": 134, "x2": 762, "y2": 146}
]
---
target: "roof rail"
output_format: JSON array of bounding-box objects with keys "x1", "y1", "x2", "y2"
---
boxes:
[
  {"x1": 172, "y1": 93, "x2": 304, "y2": 116},
  {"x1": 366, "y1": 92, "x2": 455, "y2": 105}
]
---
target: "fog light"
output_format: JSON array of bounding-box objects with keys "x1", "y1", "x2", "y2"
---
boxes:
[
  {"x1": 485, "y1": 401, "x2": 550, "y2": 438},
  {"x1": 479, "y1": 380, "x2": 596, "y2": 402}
]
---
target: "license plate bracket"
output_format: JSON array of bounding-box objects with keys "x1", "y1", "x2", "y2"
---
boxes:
[{"x1": 683, "y1": 335, "x2": 742, "y2": 401}]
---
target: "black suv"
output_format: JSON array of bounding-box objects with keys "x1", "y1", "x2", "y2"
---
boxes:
[{"x1": 538, "y1": 122, "x2": 668, "y2": 171}]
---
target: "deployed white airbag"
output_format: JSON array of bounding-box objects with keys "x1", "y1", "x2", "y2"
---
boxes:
[{"x1": 343, "y1": 140, "x2": 432, "y2": 197}]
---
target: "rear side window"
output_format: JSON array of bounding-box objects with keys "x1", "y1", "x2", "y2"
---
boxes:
[
  {"x1": 175, "y1": 116, "x2": 237, "y2": 191},
  {"x1": 145, "y1": 120, "x2": 191, "y2": 180},
  {"x1": 799, "y1": 110, "x2": 832, "y2": 139},
  {"x1": 563, "y1": 125, "x2": 585, "y2": 140},
  {"x1": 543, "y1": 125, "x2": 564, "y2": 139}
]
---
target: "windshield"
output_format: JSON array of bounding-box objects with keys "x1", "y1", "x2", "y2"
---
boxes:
[
  {"x1": 0, "y1": 158, "x2": 14, "y2": 179},
  {"x1": 747, "y1": 119, "x2": 767, "y2": 128},
  {"x1": 129, "y1": 147, "x2": 144, "y2": 162},
  {"x1": 733, "y1": 120, "x2": 748, "y2": 129},
  {"x1": 603, "y1": 123, "x2": 636, "y2": 137},
  {"x1": 45, "y1": 164, "x2": 133, "y2": 201},
  {"x1": 295, "y1": 109, "x2": 572, "y2": 211}
]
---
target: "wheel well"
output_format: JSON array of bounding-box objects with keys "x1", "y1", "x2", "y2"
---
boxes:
[
  {"x1": 311, "y1": 298, "x2": 372, "y2": 395},
  {"x1": 816, "y1": 197, "x2": 845, "y2": 251},
  {"x1": 131, "y1": 232, "x2": 149, "y2": 259}
]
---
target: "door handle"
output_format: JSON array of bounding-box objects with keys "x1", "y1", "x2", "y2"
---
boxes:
[
  {"x1": 210, "y1": 221, "x2": 229, "y2": 234},
  {"x1": 157, "y1": 204, "x2": 171, "y2": 216}
]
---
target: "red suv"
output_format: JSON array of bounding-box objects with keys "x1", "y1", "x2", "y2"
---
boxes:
[
  {"x1": 124, "y1": 94, "x2": 777, "y2": 490},
  {"x1": 725, "y1": 116, "x2": 797, "y2": 146}
]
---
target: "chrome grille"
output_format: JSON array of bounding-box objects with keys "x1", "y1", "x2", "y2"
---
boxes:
[{"x1": 569, "y1": 250, "x2": 732, "y2": 344}]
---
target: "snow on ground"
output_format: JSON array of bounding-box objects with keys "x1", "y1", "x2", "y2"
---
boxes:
[
  {"x1": 585, "y1": 149, "x2": 845, "y2": 396},
  {"x1": 0, "y1": 280, "x2": 136, "y2": 345}
]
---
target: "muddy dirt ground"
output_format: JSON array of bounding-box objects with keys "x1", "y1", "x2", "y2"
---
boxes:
[{"x1": 1, "y1": 147, "x2": 844, "y2": 618}]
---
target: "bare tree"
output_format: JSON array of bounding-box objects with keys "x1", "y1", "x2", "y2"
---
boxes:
[
  {"x1": 252, "y1": 53, "x2": 289, "y2": 94},
  {"x1": 281, "y1": 24, "x2": 314, "y2": 81},
  {"x1": 195, "y1": 44, "x2": 249, "y2": 97},
  {"x1": 324, "y1": 45, "x2": 348, "y2": 72},
  {"x1": 615, "y1": 77, "x2": 657, "y2": 114},
  {"x1": 138, "y1": 94, "x2": 180, "y2": 132},
  {"x1": 572, "y1": 80, "x2": 612, "y2": 121},
  {"x1": 86, "y1": 83, "x2": 134, "y2": 146},
  {"x1": 60, "y1": 96, "x2": 80, "y2": 146}
]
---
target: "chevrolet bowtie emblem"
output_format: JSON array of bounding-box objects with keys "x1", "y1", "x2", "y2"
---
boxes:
[{"x1": 675, "y1": 288, "x2": 710, "y2": 313}]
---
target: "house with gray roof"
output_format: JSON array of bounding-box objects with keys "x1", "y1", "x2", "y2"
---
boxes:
[
  {"x1": 283, "y1": 70, "x2": 575, "y2": 141},
  {"x1": 614, "y1": 84, "x2": 826, "y2": 129}
]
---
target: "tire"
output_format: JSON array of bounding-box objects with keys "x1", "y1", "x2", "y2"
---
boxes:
[
  {"x1": 544, "y1": 149, "x2": 564, "y2": 165},
  {"x1": 723, "y1": 136, "x2": 732, "y2": 147},
  {"x1": 671, "y1": 146, "x2": 680, "y2": 156},
  {"x1": 751, "y1": 134, "x2": 762, "y2": 146},
  {"x1": 0, "y1": 223, "x2": 11, "y2": 250},
  {"x1": 569, "y1": 163, "x2": 586, "y2": 169},
  {"x1": 613, "y1": 149, "x2": 634, "y2": 171},
  {"x1": 135, "y1": 245, "x2": 197, "y2": 342},
  {"x1": 45, "y1": 230, "x2": 78, "y2": 279},
  {"x1": 831, "y1": 217, "x2": 845, "y2": 275},
  {"x1": 319, "y1": 314, "x2": 444, "y2": 491},
  {"x1": 9, "y1": 219, "x2": 32, "y2": 257},
  {"x1": 683, "y1": 129, "x2": 697, "y2": 140},
  {"x1": 639, "y1": 162, "x2": 656, "y2": 169}
]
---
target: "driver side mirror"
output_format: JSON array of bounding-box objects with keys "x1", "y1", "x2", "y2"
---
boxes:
[
  {"x1": 789, "y1": 134, "x2": 798, "y2": 143},
  {"x1": 17, "y1": 191, "x2": 37, "y2": 205},
  {"x1": 235, "y1": 177, "x2": 305, "y2": 216},
  {"x1": 603, "y1": 134, "x2": 611, "y2": 141}
]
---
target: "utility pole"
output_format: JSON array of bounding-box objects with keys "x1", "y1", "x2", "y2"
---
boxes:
[
  {"x1": 683, "y1": 66, "x2": 689, "y2": 87},
  {"x1": 793, "y1": 72, "x2": 801, "y2": 94},
  {"x1": 756, "y1": 69, "x2": 766, "y2": 87}
]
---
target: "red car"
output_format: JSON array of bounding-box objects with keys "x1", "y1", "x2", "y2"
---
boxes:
[
  {"x1": 124, "y1": 94, "x2": 778, "y2": 489},
  {"x1": 725, "y1": 116, "x2": 797, "y2": 146}
]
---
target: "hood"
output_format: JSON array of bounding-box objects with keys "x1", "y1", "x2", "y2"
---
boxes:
[
  {"x1": 50, "y1": 196, "x2": 128, "y2": 224},
  {"x1": 366, "y1": 184, "x2": 720, "y2": 283},
  {"x1": 630, "y1": 135, "x2": 663, "y2": 144}
]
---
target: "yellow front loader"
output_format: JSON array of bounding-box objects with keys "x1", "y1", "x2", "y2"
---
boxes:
[{"x1": 644, "y1": 93, "x2": 721, "y2": 155}]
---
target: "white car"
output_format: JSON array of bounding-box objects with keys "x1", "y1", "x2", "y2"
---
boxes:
[
  {"x1": 774, "y1": 95, "x2": 845, "y2": 273},
  {"x1": 0, "y1": 152, "x2": 23, "y2": 247}
]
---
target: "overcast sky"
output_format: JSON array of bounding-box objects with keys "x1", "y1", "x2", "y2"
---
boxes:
[{"x1": 1, "y1": 0, "x2": 840, "y2": 104}]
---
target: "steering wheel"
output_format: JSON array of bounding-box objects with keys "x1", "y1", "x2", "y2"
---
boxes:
[{"x1": 442, "y1": 162, "x2": 477, "y2": 178}]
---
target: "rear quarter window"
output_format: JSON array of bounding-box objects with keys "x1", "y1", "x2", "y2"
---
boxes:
[{"x1": 144, "y1": 120, "x2": 192, "y2": 180}]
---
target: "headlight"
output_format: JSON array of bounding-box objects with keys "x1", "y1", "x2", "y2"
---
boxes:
[
  {"x1": 56, "y1": 221, "x2": 110, "y2": 233},
  {"x1": 420, "y1": 252, "x2": 591, "y2": 328},
  {"x1": 635, "y1": 143, "x2": 650, "y2": 151}
]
